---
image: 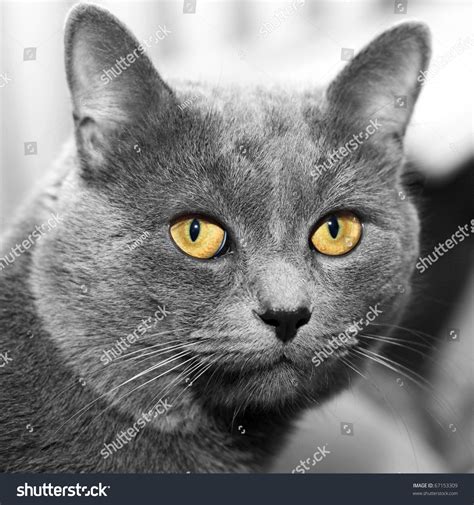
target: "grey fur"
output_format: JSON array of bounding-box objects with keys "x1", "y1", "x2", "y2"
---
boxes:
[{"x1": 0, "y1": 5, "x2": 431, "y2": 472}]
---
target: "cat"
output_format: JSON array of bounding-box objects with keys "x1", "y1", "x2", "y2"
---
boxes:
[{"x1": 0, "y1": 4, "x2": 431, "y2": 472}]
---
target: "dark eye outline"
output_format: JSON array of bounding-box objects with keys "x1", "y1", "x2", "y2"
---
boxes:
[
  {"x1": 168, "y1": 213, "x2": 231, "y2": 260},
  {"x1": 309, "y1": 210, "x2": 364, "y2": 257}
]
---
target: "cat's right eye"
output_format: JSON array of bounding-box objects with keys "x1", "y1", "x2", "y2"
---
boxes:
[
  {"x1": 169, "y1": 216, "x2": 228, "y2": 259},
  {"x1": 310, "y1": 211, "x2": 362, "y2": 256}
]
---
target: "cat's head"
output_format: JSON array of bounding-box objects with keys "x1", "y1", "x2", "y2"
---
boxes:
[{"x1": 33, "y1": 5, "x2": 430, "y2": 425}]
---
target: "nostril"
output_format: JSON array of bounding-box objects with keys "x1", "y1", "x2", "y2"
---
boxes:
[
  {"x1": 295, "y1": 308, "x2": 311, "y2": 329},
  {"x1": 259, "y1": 314, "x2": 280, "y2": 327}
]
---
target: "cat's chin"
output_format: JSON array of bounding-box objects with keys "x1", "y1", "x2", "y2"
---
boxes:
[{"x1": 195, "y1": 355, "x2": 351, "y2": 411}]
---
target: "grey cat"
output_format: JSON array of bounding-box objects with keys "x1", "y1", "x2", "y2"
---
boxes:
[{"x1": 0, "y1": 4, "x2": 430, "y2": 472}]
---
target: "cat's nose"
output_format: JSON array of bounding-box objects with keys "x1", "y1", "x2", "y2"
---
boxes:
[{"x1": 257, "y1": 307, "x2": 311, "y2": 343}]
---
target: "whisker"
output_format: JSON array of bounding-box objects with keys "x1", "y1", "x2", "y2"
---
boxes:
[
  {"x1": 353, "y1": 347, "x2": 431, "y2": 391},
  {"x1": 340, "y1": 356, "x2": 368, "y2": 380},
  {"x1": 369, "y1": 322, "x2": 438, "y2": 342},
  {"x1": 72, "y1": 354, "x2": 200, "y2": 442},
  {"x1": 342, "y1": 354, "x2": 421, "y2": 470},
  {"x1": 52, "y1": 350, "x2": 193, "y2": 434},
  {"x1": 119, "y1": 340, "x2": 204, "y2": 364},
  {"x1": 110, "y1": 354, "x2": 198, "y2": 407},
  {"x1": 49, "y1": 340, "x2": 200, "y2": 404},
  {"x1": 352, "y1": 347, "x2": 458, "y2": 420},
  {"x1": 364, "y1": 348, "x2": 443, "y2": 390},
  {"x1": 359, "y1": 333, "x2": 465, "y2": 382},
  {"x1": 360, "y1": 334, "x2": 434, "y2": 355},
  {"x1": 167, "y1": 358, "x2": 217, "y2": 409},
  {"x1": 362, "y1": 333, "x2": 433, "y2": 349},
  {"x1": 142, "y1": 356, "x2": 206, "y2": 412},
  {"x1": 115, "y1": 337, "x2": 186, "y2": 361},
  {"x1": 348, "y1": 350, "x2": 467, "y2": 441}
]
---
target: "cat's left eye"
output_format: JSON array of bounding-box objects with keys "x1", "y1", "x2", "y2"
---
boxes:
[
  {"x1": 311, "y1": 211, "x2": 362, "y2": 256},
  {"x1": 170, "y1": 217, "x2": 228, "y2": 259}
]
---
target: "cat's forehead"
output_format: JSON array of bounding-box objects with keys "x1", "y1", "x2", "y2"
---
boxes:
[
  {"x1": 177, "y1": 83, "x2": 325, "y2": 180},
  {"x1": 180, "y1": 83, "x2": 320, "y2": 141},
  {"x1": 163, "y1": 84, "x2": 345, "y2": 235}
]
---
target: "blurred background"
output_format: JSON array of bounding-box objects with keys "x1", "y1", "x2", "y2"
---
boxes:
[{"x1": 0, "y1": 0, "x2": 472, "y2": 472}]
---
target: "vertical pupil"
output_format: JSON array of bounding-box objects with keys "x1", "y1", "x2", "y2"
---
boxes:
[
  {"x1": 327, "y1": 215, "x2": 339, "y2": 239},
  {"x1": 189, "y1": 219, "x2": 200, "y2": 242}
]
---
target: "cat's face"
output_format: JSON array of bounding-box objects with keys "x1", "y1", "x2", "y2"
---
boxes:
[{"x1": 33, "y1": 5, "x2": 430, "y2": 421}]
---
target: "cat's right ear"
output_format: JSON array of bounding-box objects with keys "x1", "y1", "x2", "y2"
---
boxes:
[{"x1": 64, "y1": 4, "x2": 175, "y2": 174}]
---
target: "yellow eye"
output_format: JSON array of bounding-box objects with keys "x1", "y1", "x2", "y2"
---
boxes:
[
  {"x1": 170, "y1": 217, "x2": 227, "y2": 259},
  {"x1": 311, "y1": 211, "x2": 362, "y2": 256}
]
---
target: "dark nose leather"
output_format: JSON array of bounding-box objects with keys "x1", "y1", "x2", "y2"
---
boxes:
[{"x1": 258, "y1": 307, "x2": 311, "y2": 343}]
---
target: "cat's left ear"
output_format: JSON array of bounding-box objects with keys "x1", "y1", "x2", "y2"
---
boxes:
[{"x1": 325, "y1": 22, "x2": 431, "y2": 141}]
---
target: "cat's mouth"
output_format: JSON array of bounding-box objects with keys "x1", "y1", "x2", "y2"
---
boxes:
[
  {"x1": 195, "y1": 334, "x2": 360, "y2": 373},
  {"x1": 189, "y1": 337, "x2": 366, "y2": 409},
  {"x1": 194, "y1": 347, "x2": 301, "y2": 377},
  {"x1": 264, "y1": 354, "x2": 293, "y2": 369},
  {"x1": 264, "y1": 345, "x2": 353, "y2": 371}
]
